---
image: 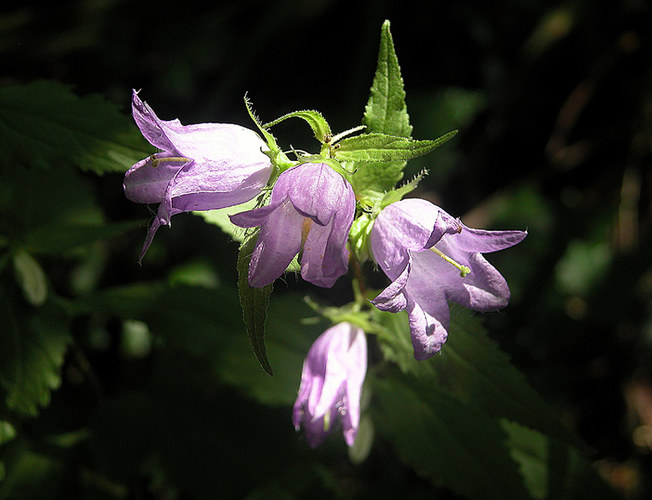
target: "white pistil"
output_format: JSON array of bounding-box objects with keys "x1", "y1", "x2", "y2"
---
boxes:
[{"x1": 431, "y1": 247, "x2": 471, "y2": 277}]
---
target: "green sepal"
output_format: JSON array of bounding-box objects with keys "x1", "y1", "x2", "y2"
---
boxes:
[
  {"x1": 244, "y1": 95, "x2": 294, "y2": 175},
  {"x1": 236, "y1": 231, "x2": 274, "y2": 375},
  {"x1": 379, "y1": 170, "x2": 426, "y2": 208},
  {"x1": 263, "y1": 110, "x2": 332, "y2": 145},
  {"x1": 334, "y1": 131, "x2": 457, "y2": 163}
]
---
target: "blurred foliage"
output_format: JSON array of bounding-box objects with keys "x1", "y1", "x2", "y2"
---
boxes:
[{"x1": 0, "y1": 0, "x2": 651, "y2": 498}]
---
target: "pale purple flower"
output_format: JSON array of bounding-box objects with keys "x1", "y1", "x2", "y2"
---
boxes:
[
  {"x1": 371, "y1": 198, "x2": 527, "y2": 360},
  {"x1": 230, "y1": 162, "x2": 355, "y2": 288},
  {"x1": 124, "y1": 90, "x2": 273, "y2": 261},
  {"x1": 292, "y1": 322, "x2": 367, "y2": 448}
]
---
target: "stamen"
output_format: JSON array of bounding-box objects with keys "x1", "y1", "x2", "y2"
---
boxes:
[
  {"x1": 150, "y1": 156, "x2": 190, "y2": 168},
  {"x1": 431, "y1": 247, "x2": 471, "y2": 277},
  {"x1": 301, "y1": 218, "x2": 313, "y2": 248}
]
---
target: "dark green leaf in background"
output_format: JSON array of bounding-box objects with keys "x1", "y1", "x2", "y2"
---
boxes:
[
  {"x1": 372, "y1": 370, "x2": 531, "y2": 500},
  {"x1": 503, "y1": 420, "x2": 620, "y2": 500},
  {"x1": 88, "y1": 283, "x2": 317, "y2": 406},
  {"x1": 0, "y1": 81, "x2": 150, "y2": 174},
  {"x1": 376, "y1": 306, "x2": 584, "y2": 449},
  {"x1": 0, "y1": 288, "x2": 71, "y2": 417}
]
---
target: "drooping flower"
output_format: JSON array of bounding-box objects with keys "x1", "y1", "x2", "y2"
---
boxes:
[
  {"x1": 370, "y1": 198, "x2": 527, "y2": 360},
  {"x1": 230, "y1": 162, "x2": 355, "y2": 288},
  {"x1": 124, "y1": 90, "x2": 273, "y2": 261},
  {"x1": 292, "y1": 322, "x2": 367, "y2": 448}
]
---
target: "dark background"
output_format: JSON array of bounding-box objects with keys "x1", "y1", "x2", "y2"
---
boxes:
[{"x1": 1, "y1": 0, "x2": 651, "y2": 498}]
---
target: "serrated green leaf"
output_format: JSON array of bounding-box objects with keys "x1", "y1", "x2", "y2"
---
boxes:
[
  {"x1": 363, "y1": 20, "x2": 412, "y2": 138},
  {"x1": 372, "y1": 370, "x2": 530, "y2": 500},
  {"x1": 502, "y1": 420, "x2": 620, "y2": 500},
  {"x1": 335, "y1": 131, "x2": 457, "y2": 163},
  {"x1": 237, "y1": 233, "x2": 274, "y2": 375},
  {"x1": 0, "y1": 81, "x2": 151, "y2": 174},
  {"x1": 0, "y1": 288, "x2": 71, "y2": 416},
  {"x1": 350, "y1": 20, "x2": 413, "y2": 192},
  {"x1": 264, "y1": 110, "x2": 332, "y2": 145},
  {"x1": 375, "y1": 306, "x2": 585, "y2": 450},
  {"x1": 12, "y1": 250, "x2": 47, "y2": 306}
]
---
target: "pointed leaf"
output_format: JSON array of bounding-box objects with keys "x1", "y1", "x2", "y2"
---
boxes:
[
  {"x1": 372, "y1": 370, "x2": 530, "y2": 499},
  {"x1": 0, "y1": 81, "x2": 151, "y2": 174},
  {"x1": 334, "y1": 131, "x2": 456, "y2": 163},
  {"x1": 350, "y1": 20, "x2": 413, "y2": 192},
  {"x1": 363, "y1": 20, "x2": 412, "y2": 138},
  {"x1": 237, "y1": 232, "x2": 274, "y2": 375}
]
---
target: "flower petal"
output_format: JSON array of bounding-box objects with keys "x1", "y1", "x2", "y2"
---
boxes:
[
  {"x1": 455, "y1": 224, "x2": 527, "y2": 253},
  {"x1": 371, "y1": 258, "x2": 411, "y2": 313},
  {"x1": 284, "y1": 163, "x2": 354, "y2": 226},
  {"x1": 371, "y1": 198, "x2": 459, "y2": 280},
  {"x1": 246, "y1": 200, "x2": 304, "y2": 288},
  {"x1": 433, "y1": 235, "x2": 511, "y2": 311},
  {"x1": 405, "y1": 292, "x2": 450, "y2": 360},
  {"x1": 123, "y1": 152, "x2": 186, "y2": 204}
]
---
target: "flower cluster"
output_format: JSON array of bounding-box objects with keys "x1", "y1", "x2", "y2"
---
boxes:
[{"x1": 124, "y1": 92, "x2": 526, "y2": 447}]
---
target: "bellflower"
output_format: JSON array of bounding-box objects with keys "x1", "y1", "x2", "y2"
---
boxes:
[
  {"x1": 292, "y1": 322, "x2": 367, "y2": 448},
  {"x1": 371, "y1": 198, "x2": 527, "y2": 360},
  {"x1": 230, "y1": 162, "x2": 355, "y2": 288},
  {"x1": 124, "y1": 90, "x2": 273, "y2": 261}
]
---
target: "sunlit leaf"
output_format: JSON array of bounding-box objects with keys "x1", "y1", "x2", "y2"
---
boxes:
[
  {"x1": 350, "y1": 20, "x2": 413, "y2": 192},
  {"x1": 195, "y1": 197, "x2": 258, "y2": 243},
  {"x1": 335, "y1": 131, "x2": 456, "y2": 163}
]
